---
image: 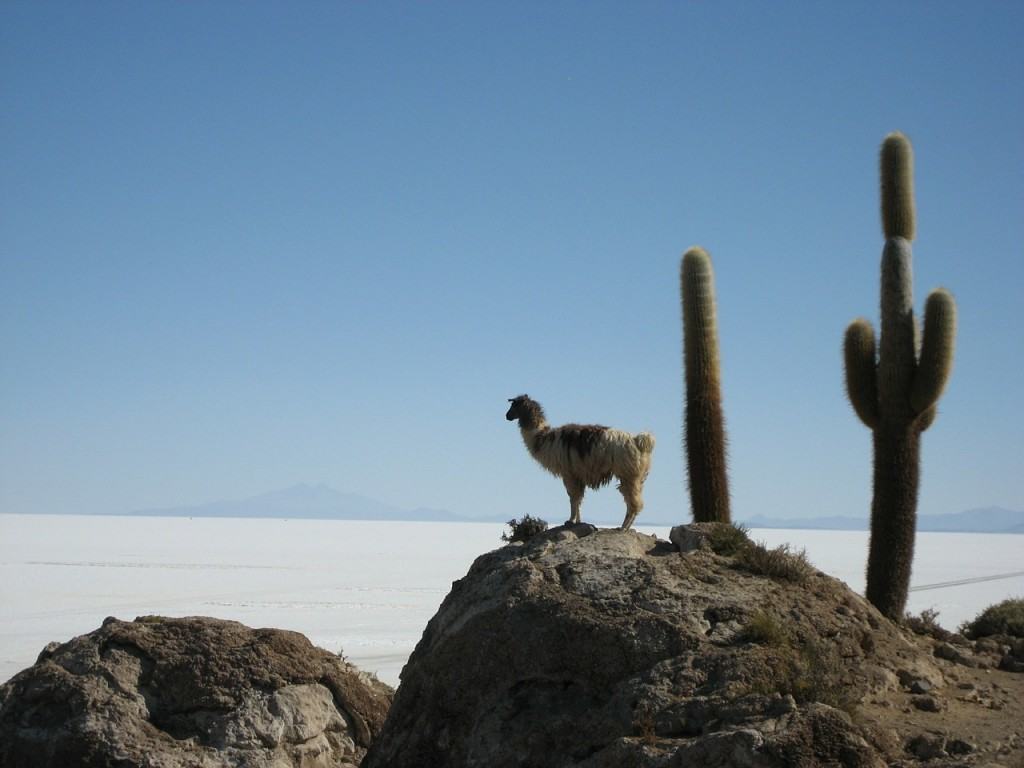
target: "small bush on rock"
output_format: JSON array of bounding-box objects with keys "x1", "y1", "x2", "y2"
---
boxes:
[
  {"x1": 743, "y1": 611, "x2": 789, "y2": 647},
  {"x1": 706, "y1": 522, "x2": 751, "y2": 556},
  {"x1": 904, "y1": 608, "x2": 954, "y2": 641},
  {"x1": 501, "y1": 514, "x2": 549, "y2": 543},
  {"x1": 790, "y1": 638, "x2": 858, "y2": 712},
  {"x1": 960, "y1": 597, "x2": 1024, "y2": 639},
  {"x1": 632, "y1": 707, "x2": 658, "y2": 746},
  {"x1": 734, "y1": 540, "x2": 814, "y2": 584},
  {"x1": 698, "y1": 524, "x2": 814, "y2": 584},
  {"x1": 752, "y1": 638, "x2": 856, "y2": 712}
]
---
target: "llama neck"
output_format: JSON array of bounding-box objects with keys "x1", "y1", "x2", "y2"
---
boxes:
[
  {"x1": 516, "y1": 400, "x2": 547, "y2": 433},
  {"x1": 519, "y1": 420, "x2": 550, "y2": 454}
]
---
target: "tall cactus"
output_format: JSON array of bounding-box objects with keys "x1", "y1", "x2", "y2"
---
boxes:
[
  {"x1": 681, "y1": 247, "x2": 731, "y2": 523},
  {"x1": 843, "y1": 132, "x2": 957, "y2": 620}
]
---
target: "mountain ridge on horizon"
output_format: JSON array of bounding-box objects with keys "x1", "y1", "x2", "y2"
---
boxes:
[
  {"x1": 123, "y1": 483, "x2": 479, "y2": 523},
  {"x1": 118, "y1": 485, "x2": 1024, "y2": 533},
  {"x1": 738, "y1": 506, "x2": 1024, "y2": 534},
  {"x1": 7, "y1": 484, "x2": 1021, "y2": 533}
]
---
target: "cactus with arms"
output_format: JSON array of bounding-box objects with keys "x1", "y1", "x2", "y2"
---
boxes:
[
  {"x1": 681, "y1": 247, "x2": 731, "y2": 523},
  {"x1": 844, "y1": 132, "x2": 957, "y2": 620}
]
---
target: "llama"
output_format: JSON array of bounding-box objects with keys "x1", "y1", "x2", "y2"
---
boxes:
[{"x1": 505, "y1": 395, "x2": 655, "y2": 530}]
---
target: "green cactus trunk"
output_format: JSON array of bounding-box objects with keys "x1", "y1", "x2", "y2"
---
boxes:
[
  {"x1": 681, "y1": 247, "x2": 731, "y2": 523},
  {"x1": 865, "y1": 425, "x2": 921, "y2": 617},
  {"x1": 843, "y1": 133, "x2": 957, "y2": 621}
]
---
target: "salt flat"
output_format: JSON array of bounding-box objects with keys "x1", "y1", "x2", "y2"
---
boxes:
[{"x1": 1, "y1": 515, "x2": 1021, "y2": 687}]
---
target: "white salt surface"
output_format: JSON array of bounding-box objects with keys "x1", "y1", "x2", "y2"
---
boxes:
[{"x1": 1, "y1": 515, "x2": 1021, "y2": 687}]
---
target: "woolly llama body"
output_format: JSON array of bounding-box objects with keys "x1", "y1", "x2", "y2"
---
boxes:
[{"x1": 505, "y1": 395, "x2": 655, "y2": 530}]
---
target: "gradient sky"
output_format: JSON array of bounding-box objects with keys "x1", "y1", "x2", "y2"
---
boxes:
[{"x1": 2, "y1": 2, "x2": 1022, "y2": 524}]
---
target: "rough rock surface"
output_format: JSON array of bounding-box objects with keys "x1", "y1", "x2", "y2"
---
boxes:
[
  {"x1": 0, "y1": 616, "x2": 393, "y2": 768},
  {"x1": 364, "y1": 524, "x2": 949, "y2": 768}
]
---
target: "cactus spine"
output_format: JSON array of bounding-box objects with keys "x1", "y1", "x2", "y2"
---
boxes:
[
  {"x1": 844, "y1": 132, "x2": 957, "y2": 620},
  {"x1": 681, "y1": 247, "x2": 731, "y2": 523}
]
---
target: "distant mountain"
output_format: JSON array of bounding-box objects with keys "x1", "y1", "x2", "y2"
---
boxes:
[
  {"x1": 918, "y1": 506, "x2": 1024, "y2": 533},
  {"x1": 128, "y1": 483, "x2": 465, "y2": 522},
  {"x1": 109, "y1": 489, "x2": 1024, "y2": 533},
  {"x1": 740, "y1": 514, "x2": 869, "y2": 531},
  {"x1": 740, "y1": 506, "x2": 1024, "y2": 534}
]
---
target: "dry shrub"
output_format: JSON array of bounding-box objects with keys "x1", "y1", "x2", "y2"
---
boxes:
[
  {"x1": 632, "y1": 708, "x2": 657, "y2": 746},
  {"x1": 904, "y1": 608, "x2": 954, "y2": 641},
  {"x1": 743, "y1": 611, "x2": 789, "y2": 647},
  {"x1": 960, "y1": 597, "x2": 1024, "y2": 639},
  {"x1": 734, "y1": 540, "x2": 814, "y2": 584},
  {"x1": 706, "y1": 522, "x2": 751, "y2": 556},
  {"x1": 752, "y1": 638, "x2": 857, "y2": 713},
  {"x1": 501, "y1": 514, "x2": 549, "y2": 543}
]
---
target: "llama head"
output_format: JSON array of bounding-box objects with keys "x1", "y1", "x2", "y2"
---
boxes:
[{"x1": 506, "y1": 395, "x2": 545, "y2": 428}]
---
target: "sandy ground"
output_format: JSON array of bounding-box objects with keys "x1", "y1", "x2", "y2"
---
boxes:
[{"x1": 858, "y1": 632, "x2": 1024, "y2": 766}]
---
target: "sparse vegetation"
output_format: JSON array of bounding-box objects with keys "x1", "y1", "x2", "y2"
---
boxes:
[
  {"x1": 701, "y1": 524, "x2": 814, "y2": 584},
  {"x1": 742, "y1": 610, "x2": 788, "y2": 647},
  {"x1": 632, "y1": 707, "x2": 658, "y2": 746},
  {"x1": 501, "y1": 514, "x2": 549, "y2": 543},
  {"x1": 788, "y1": 638, "x2": 858, "y2": 713},
  {"x1": 960, "y1": 597, "x2": 1024, "y2": 639},
  {"x1": 751, "y1": 637, "x2": 857, "y2": 713},
  {"x1": 734, "y1": 540, "x2": 814, "y2": 584},
  {"x1": 706, "y1": 522, "x2": 750, "y2": 556},
  {"x1": 904, "y1": 607, "x2": 954, "y2": 641}
]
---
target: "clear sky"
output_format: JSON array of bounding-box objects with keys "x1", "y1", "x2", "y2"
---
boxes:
[{"x1": 2, "y1": 2, "x2": 1022, "y2": 523}]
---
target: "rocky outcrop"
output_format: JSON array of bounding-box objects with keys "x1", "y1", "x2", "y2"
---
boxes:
[
  {"x1": 0, "y1": 616, "x2": 393, "y2": 768},
  {"x1": 364, "y1": 524, "x2": 946, "y2": 768}
]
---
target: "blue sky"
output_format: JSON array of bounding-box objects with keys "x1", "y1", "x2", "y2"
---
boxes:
[{"x1": 2, "y1": 2, "x2": 1022, "y2": 523}]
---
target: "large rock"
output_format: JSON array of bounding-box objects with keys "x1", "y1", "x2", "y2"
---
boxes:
[
  {"x1": 364, "y1": 524, "x2": 943, "y2": 768},
  {"x1": 0, "y1": 616, "x2": 393, "y2": 768}
]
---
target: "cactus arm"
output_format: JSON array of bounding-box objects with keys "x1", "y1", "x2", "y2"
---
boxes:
[
  {"x1": 843, "y1": 319, "x2": 880, "y2": 429},
  {"x1": 880, "y1": 132, "x2": 916, "y2": 240},
  {"x1": 911, "y1": 288, "x2": 957, "y2": 414}
]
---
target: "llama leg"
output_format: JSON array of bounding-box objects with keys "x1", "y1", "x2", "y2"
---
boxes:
[
  {"x1": 621, "y1": 461, "x2": 652, "y2": 529},
  {"x1": 563, "y1": 478, "x2": 584, "y2": 525},
  {"x1": 618, "y1": 478, "x2": 643, "y2": 530}
]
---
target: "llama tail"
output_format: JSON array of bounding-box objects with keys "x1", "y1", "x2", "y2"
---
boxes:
[{"x1": 633, "y1": 432, "x2": 655, "y2": 455}]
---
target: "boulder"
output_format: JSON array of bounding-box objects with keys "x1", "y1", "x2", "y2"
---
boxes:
[
  {"x1": 0, "y1": 616, "x2": 393, "y2": 768},
  {"x1": 364, "y1": 524, "x2": 941, "y2": 768}
]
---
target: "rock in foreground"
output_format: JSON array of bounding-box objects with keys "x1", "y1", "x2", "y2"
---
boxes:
[
  {"x1": 364, "y1": 524, "x2": 947, "y2": 768},
  {"x1": 0, "y1": 616, "x2": 393, "y2": 768}
]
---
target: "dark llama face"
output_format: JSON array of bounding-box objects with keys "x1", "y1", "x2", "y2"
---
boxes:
[
  {"x1": 506, "y1": 395, "x2": 548, "y2": 431},
  {"x1": 506, "y1": 395, "x2": 529, "y2": 422}
]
